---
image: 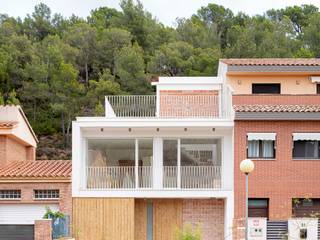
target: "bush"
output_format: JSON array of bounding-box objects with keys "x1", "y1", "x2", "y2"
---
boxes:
[{"x1": 176, "y1": 224, "x2": 202, "y2": 240}]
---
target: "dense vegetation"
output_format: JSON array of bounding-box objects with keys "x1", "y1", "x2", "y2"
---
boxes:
[{"x1": 0, "y1": 1, "x2": 319, "y2": 158}]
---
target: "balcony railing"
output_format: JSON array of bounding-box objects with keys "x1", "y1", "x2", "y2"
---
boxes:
[
  {"x1": 163, "y1": 166, "x2": 221, "y2": 189},
  {"x1": 87, "y1": 166, "x2": 221, "y2": 190},
  {"x1": 105, "y1": 85, "x2": 233, "y2": 119}
]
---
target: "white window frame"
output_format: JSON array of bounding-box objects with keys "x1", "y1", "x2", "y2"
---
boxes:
[
  {"x1": 247, "y1": 133, "x2": 276, "y2": 159},
  {"x1": 34, "y1": 189, "x2": 60, "y2": 200},
  {"x1": 0, "y1": 190, "x2": 21, "y2": 200}
]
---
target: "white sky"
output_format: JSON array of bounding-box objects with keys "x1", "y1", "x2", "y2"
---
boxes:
[{"x1": 1, "y1": 0, "x2": 320, "y2": 26}]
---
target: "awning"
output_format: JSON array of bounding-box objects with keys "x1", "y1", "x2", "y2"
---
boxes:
[
  {"x1": 247, "y1": 133, "x2": 276, "y2": 141},
  {"x1": 293, "y1": 133, "x2": 320, "y2": 141},
  {"x1": 310, "y1": 76, "x2": 320, "y2": 83}
]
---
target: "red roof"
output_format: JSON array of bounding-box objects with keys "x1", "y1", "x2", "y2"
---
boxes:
[
  {"x1": 234, "y1": 105, "x2": 320, "y2": 113},
  {"x1": 0, "y1": 121, "x2": 18, "y2": 128},
  {"x1": 221, "y1": 58, "x2": 320, "y2": 66},
  {"x1": 0, "y1": 160, "x2": 71, "y2": 179}
]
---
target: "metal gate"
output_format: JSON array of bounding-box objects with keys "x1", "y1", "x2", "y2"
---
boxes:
[
  {"x1": 267, "y1": 221, "x2": 288, "y2": 240},
  {"x1": 0, "y1": 225, "x2": 34, "y2": 240}
]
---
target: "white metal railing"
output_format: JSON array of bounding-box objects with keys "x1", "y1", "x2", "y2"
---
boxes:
[
  {"x1": 87, "y1": 166, "x2": 221, "y2": 189},
  {"x1": 106, "y1": 95, "x2": 156, "y2": 117},
  {"x1": 181, "y1": 166, "x2": 221, "y2": 189},
  {"x1": 163, "y1": 166, "x2": 178, "y2": 188},
  {"x1": 87, "y1": 166, "x2": 152, "y2": 189},
  {"x1": 163, "y1": 166, "x2": 221, "y2": 189},
  {"x1": 138, "y1": 166, "x2": 152, "y2": 188}
]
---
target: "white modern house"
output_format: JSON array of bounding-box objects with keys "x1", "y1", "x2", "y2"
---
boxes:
[{"x1": 72, "y1": 68, "x2": 235, "y2": 240}]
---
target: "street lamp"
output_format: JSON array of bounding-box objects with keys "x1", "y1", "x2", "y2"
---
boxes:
[{"x1": 240, "y1": 159, "x2": 255, "y2": 240}]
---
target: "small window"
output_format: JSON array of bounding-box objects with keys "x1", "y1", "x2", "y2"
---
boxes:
[
  {"x1": 247, "y1": 140, "x2": 275, "y2": 159},
  {"x1": 293, "y1": 140, "x2": 320, "y2": 159},
  {"x1": 252, "y1": 84, "x2": 281, "y2": 94},
  {"x1": 249, "y1": 199, "x2": 269, "y2": 218},
  {"x1": 293, "y1": 198, "x2": 320, "y2": 217},
  {"x1": 317, "y1": 84, "x2": 320, "y2": 94},
  {"x1": 34, "y1": 190, "x2": 59, "y2": 199},
  {"x1": 0, "y1": 190, "x2": 21, "y2": 199}
]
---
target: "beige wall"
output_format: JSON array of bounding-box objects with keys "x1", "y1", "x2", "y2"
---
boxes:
[{"x1": 227, "y1": 75, "x2": 317, "y2": 94}]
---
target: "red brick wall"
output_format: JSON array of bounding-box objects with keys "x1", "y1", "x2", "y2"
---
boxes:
[
  {"x1": 0, "y1": 182, "x2": 72, "y2": 217},
  {"x1": 234, "y1": 120, "x2": 320, "y2": 221},
  {"x1": 159, "y1": 90, "x2": 219, "y2": 117},
  {"x1": 35, "y1": 219, "x2": 52, "y2": 240},
  {"x1": 233, "y1": 94, "x2": 320, "y2": 105},
  {"x1": 182, "y1": 199, "x2": 224, "y2": 240},
  {"x1": 0, "y1": 136, "x2": 35, "y2": 166}
]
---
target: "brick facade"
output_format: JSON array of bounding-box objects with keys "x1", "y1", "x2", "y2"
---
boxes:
[
  {"x1": 0, "y1": 182, "x2": 72, "y2": 217},
  {"x1": 234, "y1": 120, "x2": 320, "y2": 222},
  {"x1": 0, "y1": 135, "x2": 35, "y2": 165},
  {"x1": 159, "y1": 90, "x2": 219, "y2": 117},
  {"x1": 182, "y1": 199, "x2": 224, "y2": 240},
  {"x1": 34, "y1": 219, "x2": 52, "y2": 240}
]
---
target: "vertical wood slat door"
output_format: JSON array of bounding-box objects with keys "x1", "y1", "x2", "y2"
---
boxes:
[
  {"x1": 72, "y1": 198, "x2": 135, "y2": 240},
  {"x1": 153, "y1": 199, "x2": 183, "y2": 240}
]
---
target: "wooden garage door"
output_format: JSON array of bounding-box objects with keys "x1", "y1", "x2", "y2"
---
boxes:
[{"x1": 0, "y1": 225, "x2": 34, "y2": 240}]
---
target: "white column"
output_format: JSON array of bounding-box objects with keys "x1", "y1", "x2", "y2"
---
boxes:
[
  {"x1": 153, "y1": 138, "x2": 163, "y2": 189},
  {"x1": 177, "y1": 139, "x2": 181, "y2": 189},
  {"x1": 224, "y1": 193, "x2": 234, "y2": 240},
  {"x1": 135, "y1": 139, "x2": 139, "y2": 189},
  {"x1": 222, "y1": 132, "x2": 233, "y2": 190},
  {"x1": 72, "y1": 122, "x2": 82, "y2": 196}
]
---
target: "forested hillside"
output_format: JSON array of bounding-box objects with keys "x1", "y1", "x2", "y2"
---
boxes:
[{"x1": 0, "y1": 1, "x2": 319, "y2": 159}]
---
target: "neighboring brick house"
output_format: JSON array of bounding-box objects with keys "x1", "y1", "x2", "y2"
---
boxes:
[
  {"x1": 0, "y1": 105, "x2": 72, "y2": 240},
  {"x1": 222, "y1": 58, "x2": 320, "y2": 239}
]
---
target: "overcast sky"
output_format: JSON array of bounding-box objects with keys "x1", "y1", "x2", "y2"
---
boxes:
[{"x1": 1, "y1": 0, "x2": 320, "y2": 26}]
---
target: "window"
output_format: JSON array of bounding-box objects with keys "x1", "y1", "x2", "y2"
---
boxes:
[
  {"x1": 293, "y1": 140, "x2": 320, "y2": 159},
  {"x1": 292, "y1": 198, "x2": 320, "y2": 217},
  {"x1": 317, "y1": 84, "x2": 320, "y2": 94},
  {"x1": 249, "y1": 199, "x2": 269, "y2": 218},
  {"x1": 0, "y1": 190, "x2": 21, "y2": 199},
  {"x1": 34, "y1": 190, "x2": 59, "y2": 199},
  {"x1": 247, "y1": 133, "x2": 276, "y2": 159},
  {"x1": 87, "y1": 139, "x2": 153, "y2": 189},
  {"x1": 252, "y1": 84, "x2": 281, "y2": 94}
]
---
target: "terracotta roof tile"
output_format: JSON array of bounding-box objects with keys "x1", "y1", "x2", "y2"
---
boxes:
[
  {"x1": 221, "y1": 58, "x2": 320, "y2": 66},
  {"x1": 0, "y1": 121, "x2": 18, "y2": 128},
  {"x1": 234, "y1": 105, "x2": 320, "y2": 113},
  {"x1": 0, "y1": 160, "x2": 71, "y2": 179}
]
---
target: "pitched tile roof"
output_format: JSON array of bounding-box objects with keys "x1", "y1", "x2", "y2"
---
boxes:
[
  {"x1": 0, "y1": 160, "x2": 71, "y2": 179},
  {"x1": 0, "y1": 121, "x2": 18, "y2": 128},
  {"x1": 221, "y1": 58, "x2": 320, "y2": 66},
  {"x1": 234, "y1": 105, "x2": 320, "y2": 113}
]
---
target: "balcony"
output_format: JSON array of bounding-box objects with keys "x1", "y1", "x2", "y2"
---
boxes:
[
  {"x1": 105, "y1": 85, "x2": 233, "y2": 119},
  {"x1": 85, "y1": 138, "x2": 222, "y2": 190}
]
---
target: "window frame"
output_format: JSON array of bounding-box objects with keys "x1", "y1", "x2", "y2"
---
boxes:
[
  {"x1": 252, "y1": 83, "x2": 281, "y2": 94},
  {"x1": 247, "y1": 139, "x2": 276, "y2": 159},
  {"x1": 0, "y1": 190, "x2": 21, "y2": 200},
  {"x1": 292, "y1": 140, "x2": 320, "y2": 160},
  {"x1": 34, "y1": 189, "x2": 60, "y2": 200},
  {"x1": 248, "y1": 198, "x2": 269, "y2": 218}
]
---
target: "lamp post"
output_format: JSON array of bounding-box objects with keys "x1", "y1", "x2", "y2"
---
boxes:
[{"x1": 240, "y1": 159, "x2": 255, "y2": 240}]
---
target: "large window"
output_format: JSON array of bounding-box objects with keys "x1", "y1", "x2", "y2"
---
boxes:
[
  {"x1": 249, "y1": 199, "x2": 269, "y2": 218},
  {"x1": 293, "y1": 140, "x2": 320, "y2": 159},
  {"x1": 252, "y1": 84, "x2": 281, "y2": 94},
  {"x1": 247, "y1": 133, "x2": 276, "y2": 159},
  {"x1": 87, "y1": 139, "x2": 153, "y2": 189},
  {"x1": 163, "y1": 138, "x2": 221, "y2": 189}
]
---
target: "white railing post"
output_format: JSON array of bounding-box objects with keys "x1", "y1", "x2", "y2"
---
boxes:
[
  {"x1": 135, "y1": 139, "x2": 139, "y2": 189},
  {"x1": 177, "y1": 139, "x2": 181, "y2": 189}
]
